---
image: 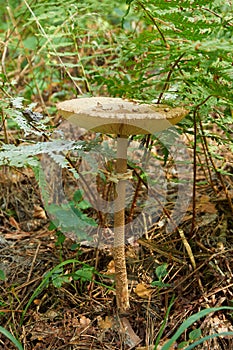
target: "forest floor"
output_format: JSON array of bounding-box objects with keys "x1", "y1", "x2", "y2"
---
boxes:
[
  {"x1": 0, "y1": 135, "x2": 233, "y2": 350},
  {"x1": 1, "y1": 1, "x2": 233, "y2": 347}
]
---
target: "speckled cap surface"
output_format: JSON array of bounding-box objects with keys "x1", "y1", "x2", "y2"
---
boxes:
[{"x1": 57, "y1": 97, "x2": 188, "y2": 135}]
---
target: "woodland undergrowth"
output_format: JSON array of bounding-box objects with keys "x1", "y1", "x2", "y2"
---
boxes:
[{"x1": 0, "y1": 1, "x2": 233, "y2": 349}]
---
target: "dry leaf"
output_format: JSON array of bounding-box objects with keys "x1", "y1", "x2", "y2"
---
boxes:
[
  {"x1": 45, "y1": 310, "x2": 59, "y2": 320},
  {"x1": 105, "y1": 260, "x2": 115, "y2": 275},
  {"x1": 197, "y1": 195, "x2": 217, "y2": 214},
  {"x1": 134, "y1": 283, "x2": 153, "y2": 298},
  {"x1": 9, "y1": 216, "x2": 20, "y2": 230},
  {"x1": 33, "y1": 205, "x2": 47, "y2": 219},
  {"x1": 79, "y1": 315, "x2": 91, "y2": 328},
  {"x1": 126, "y1": 244, "x2": 139, "y2": 259},
  {"x1": 97, "y1": 315, "x2": 113, "y2": 330},
  {"x1": 210, "y1": 315, "x2": 233, "y2": 336},
  {"x1": 120, "y1": 317, "x2": 141, "y2": 348}
]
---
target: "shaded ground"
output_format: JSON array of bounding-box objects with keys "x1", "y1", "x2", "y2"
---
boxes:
[
  {"x1": 0, "y1": 1, "x2": 232, "y2": 349},
  {"x1": 0, "y1": 154, "x2": 233, "y2": 350}
]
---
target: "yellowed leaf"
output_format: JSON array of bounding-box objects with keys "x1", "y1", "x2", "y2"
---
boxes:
[
  {"x1": 134, "y1": 283, "x2": 153, "y2": 298},
  {"x1": 105, "y1": 260, "x2": 115, "y2": 275},
  {"x1": 97, "y1": 315, "x2": 113, "y2": 330},
  {"x1": 79, "y1": 315, "x2": 91, "y2": 328},
  {"x1": 197, "y1": 195, "x2": 217, "y2": 214},
  {"x1": 33, "y1": 205, "x2": 47, "y2": 219},
  {"x1": 9, "y1": 216, "x2": 20, "y2": 230}
]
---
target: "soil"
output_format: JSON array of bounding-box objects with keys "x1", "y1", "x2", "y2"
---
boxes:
[{"x1": 0, "y1": 144, "x2": 233, "y2": 350}]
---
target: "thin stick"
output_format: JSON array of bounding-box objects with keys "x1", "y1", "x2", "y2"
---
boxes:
[
  {"x1": 199, "y1": 119, "x2": 233, "y2": 214},
  {"x1": 26, "y1": 242, "x2": 41, "y2": 283},
  {"x1": 190, "y1": 109, "x2": 197, "y2": 236}
]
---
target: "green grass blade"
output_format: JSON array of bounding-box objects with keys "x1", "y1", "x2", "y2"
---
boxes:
[
  {"x1": 0, "y1": 326, "x2": 23, "y2": 350},
  {"x1": 20, "y1": 258, "x2": 83, "y2": 324},
  {"x1": 161, "y1": 306, "x2": 233, "y2": 350},
  {"x1": 184, "y1": 331, "x2": 233, "y2": 349},
  {"x1": 153, "y1": 295, "x2": 175, "y2": 350}
]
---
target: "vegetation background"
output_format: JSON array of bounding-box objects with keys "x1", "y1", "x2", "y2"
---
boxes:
[{"x1": 0, "y1": 0, "x2": 233, "y2": 349}]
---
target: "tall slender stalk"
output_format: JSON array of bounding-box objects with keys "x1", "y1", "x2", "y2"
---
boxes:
[{"x1": 113, "y1": 136, "x2": 129, "y2": 313}]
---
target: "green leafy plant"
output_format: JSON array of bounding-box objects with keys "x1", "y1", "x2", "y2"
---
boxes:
[
  {"x1": 48, "y1": 263, "x2": 95, "y2": 289},
  {"x1": 159, "y1": 306, "x2": 233, "y2": 350},
  {"x1": 153, "y1": 295, "x2": 175, "y2": 350},
  {"x1": 20, "y1": 258, "x2": 114, "y2": 324},
  {"x1": 177, "y1": 328, "x2": 202, "y2": 349},
  {"x1": 151, "y1": 263, "x2": 170, "y2": 288},
  {"x1": 152, "y1": 297, "x2": 233, "y2": 350},
  {"x1": 45, "y1": 190, "x2": 98, "y2": 243},
  {"x1": 0, "y1": 270, "x2": 5, "y2": 281},
  {"x1": 0, "y1": 301, "x2": 7, "y2": 317},
  {"x1": 1, "y1": 2, "x2": 233, "y2": 348}
]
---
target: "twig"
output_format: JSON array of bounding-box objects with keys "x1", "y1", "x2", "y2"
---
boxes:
[
  {"x1": 136, "y1": 1, "x2": 169, "y2": 48},
  {"x1": 190, "y1": 96, "x2": 214, "y2": 236},
  {"x1": 199, "y1": 119, "x2": 233, "y2": 214},
  {"x1": 19, "y1": 243, "x2": 41, "y2": 298},
  {"x1": 157, "y1": 53, "x2": 186, "y2": 104},
  {"x1": 128, "y1": 135, "x2": 152, "y2": 222},
  {"x1": 26, "y1": 242, "x2": 41, "y2": 283},
  {"x1": 190, "y1": 109, "x2": 197, "y2": 236},
  {"x1": 138, "y1": 238, "x2": 185, "y2": 264},
  {"x1": 0, "y1": 107, "x2": 9, "y2": 144},
  {"x1": 178, "y1": 229, "x2": 196, "y2": 269},
  {"x1": 1, "y1": 29, "x2": 10, "y2": 77},
  {"x1": 199, "y1": 134, "x2": 218, "y2": 193}
]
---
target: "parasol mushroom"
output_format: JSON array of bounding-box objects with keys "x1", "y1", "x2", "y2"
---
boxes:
[{"x1": 57, "y1": 96, "x2": 188, "y2": 314}]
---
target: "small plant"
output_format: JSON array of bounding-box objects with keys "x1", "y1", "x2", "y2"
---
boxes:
[
  {"x1": 151, "y1": 263, "x2": 171, "y2": 289},
  {"x1": 177, "y1": 328, "x2": 202, "y2": 349},
  {"x1": 49, "y1": 267, "x2": 71, "y2": 289},
  {"x1": 158, "y1": 305, "x2": 233, "y2": 350},
  {"x1": 0, "y1": 301, "x2": 7, "y2": 317},
  {"x1": 20, "y1": 258, "x2": 114, "y2": 324},
  {"x1": 49, "y1": 264, "x2": 95, "y2": 289},
  {"x1": 46, "y1": 189, "x2": 97, "y2": 243}
]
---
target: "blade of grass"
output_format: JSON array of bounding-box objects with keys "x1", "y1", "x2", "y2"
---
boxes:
[
  {"x1": 184, "y1": 331, "x2": 233, "y2": 350},
  {"x1": 20, "y1": 258, "x2": 115, "y2": 324},
  {"x1": 0, "y1": 326, "x2": 23, "y2": 350},
  {"x1": 20, "y1": 258, "x2": 85, "y2": 324},
  {"x1": 153, "y1": 295, "x2": 175, "y2": 350},
  {"x1": 161, "y1": 306, "x2": 233, "y2": 350}
]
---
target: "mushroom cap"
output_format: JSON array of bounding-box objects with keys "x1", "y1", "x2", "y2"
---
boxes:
[{"x1": 57, "y1": 97, "x2": 188, "y2": 136}]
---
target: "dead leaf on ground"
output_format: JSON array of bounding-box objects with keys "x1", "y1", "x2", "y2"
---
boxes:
[
  {"x1": 134, "y1": 283, "x2": 153, "y2": 298},
  {"x1": 33, "y1": 205, "x2": 47, "y2": 219},
  {"x1": 197, "y1": 195, "x2": 217, "y2": 214},
  {"x1": 9, "y1": 216, "x2": 20, "y2": 230},
  {"x1": 79, "y1": 315, "x2": 91, "y2": 328},
  {"x1": 105, "y1": 259, "x2": 115, "y2": 275},
  {"x1": 97, "y1": 315, "x2": 113, "y2": 330}
]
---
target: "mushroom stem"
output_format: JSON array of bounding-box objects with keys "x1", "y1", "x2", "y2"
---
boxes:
[{"x1": 113, "y1": 136, "x2": 129, "y2": 313}]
